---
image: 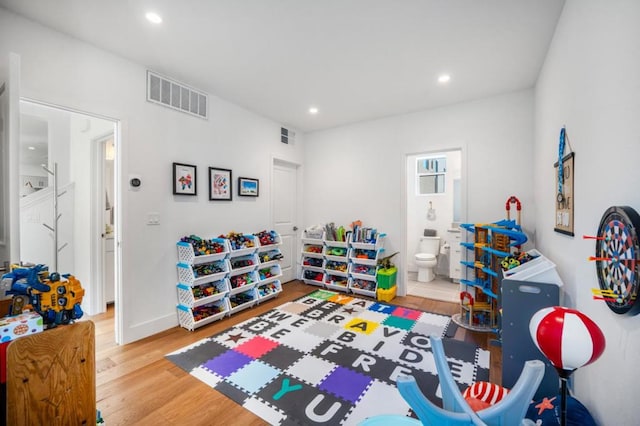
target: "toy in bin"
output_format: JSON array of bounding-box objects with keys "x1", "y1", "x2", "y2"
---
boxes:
[{"x1": 1, "y1": 263, "x2": 85, "y2": 328}]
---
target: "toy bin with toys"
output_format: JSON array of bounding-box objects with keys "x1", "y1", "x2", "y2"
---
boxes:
[
  {"x1": 229, "y1": 270, "x2": 260, "y2": 296},
  {"x1": 256, "y1": 280, "x2": 282, "y2": 302},
  {"x1": 228, "y1": 289, "x2": 258, "y2": 315},
  {"x1": 176, "y1": 278, "x2": 230, "y2": 308},
  {"x1": 177, "y1": 299, "x2": 230, "y2": 331}
]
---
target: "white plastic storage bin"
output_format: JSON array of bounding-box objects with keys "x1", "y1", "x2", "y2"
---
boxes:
[
  {"x1": 176, "y1": 238, "x2": 230, "y2": 265},
  {"x1": 228, "y1": 289, "x2": 258, "y2": 315},
  {"x1": 507, "y1": 257, "x2": 564, "y2": 287},
  {"x1": 259, "y1": 248, "x2": 284, "y2": 268},
  {"x1": 176, "y1": 259, "x2": 230, "y2": 285},
  {"x1": 257, "y1": 264, "x2": 282, "y2": 284},
  {"x1": 227, "y1": 234, "x2": 259, "y2": 257},
  {"x1": 302, "y1": 228, "x2": 324, "y2": 242},
  {"x1": 256, "y1": 279, "x2": 282, "y2": 301},
  {"x1": 324, "y1": 273, "x2": 349, "y2": 292},
  {"x1": 177, "y1": 298, "x2": 229, "y2": 331},
  {"x1": 229, "y1": 253, "x2": 259, "y2": 276},
  {"x1": 302, "y1": 269, "x2": 325, "y2": 287},
  {"x1": 229, "y1": 270, "x2": 260, "y2": 295},
  {"x1": 349, "y1": 247, "x2": 382, "y2": 266},
  {"x1": 323, "y1": 244, "x2": 349, "y2": 262},
  {"x1": 176, "y1": 278, "x2": 230, "y2": 308},
  {"x1": 502, "y1": 249, "x2": 545, "y2": 278},
  {"x1": 325, "y1": 260, "x2": 349, "y2": 276},
  {"x1": 302, "y1": 243, "x2": 324, "y2": 258},
  {"x1": 255, "y1": 230, "x2": 282, "y2": 251},
  {"x1": 301, "y1": 256, "x2": 325, "y2": 271},
  {"x1": 348, "y1": 263, "x2": 378, "y2": 280},
  {"x1": 351, "y1": 231, "x2": 385, "y2": 251},
  {"x1": 349, "y1": 277, "x2": 377, "y2": 298}
]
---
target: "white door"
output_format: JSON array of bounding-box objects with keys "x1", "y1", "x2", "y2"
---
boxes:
[
  {"x1": 272, "y1": 159, "x2": 300, "y2": 283},
  {"x1": 0, "y1": 52, "x2": 21, "y2": 267}
]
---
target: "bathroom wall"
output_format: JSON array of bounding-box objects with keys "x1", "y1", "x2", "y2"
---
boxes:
[{"x1": 406, "y1": 149, "x2": 461, "y2": 275}]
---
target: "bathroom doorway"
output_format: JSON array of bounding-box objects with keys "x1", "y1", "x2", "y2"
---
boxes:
[{"x1": 405, "y1": 149, "x2": 463, "y2": 302}]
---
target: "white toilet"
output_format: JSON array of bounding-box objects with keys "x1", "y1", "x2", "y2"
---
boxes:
[{"x1": 415, "y1": 236, "x2": 441, "y2": 282}]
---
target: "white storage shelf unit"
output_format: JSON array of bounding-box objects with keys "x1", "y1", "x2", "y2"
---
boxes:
[
  {"x1": 175, "y1": 231, "x2": 284, "y2": 331},
  {"x1": 299, "y1": 228, "x2": 386, "y2": 296}
]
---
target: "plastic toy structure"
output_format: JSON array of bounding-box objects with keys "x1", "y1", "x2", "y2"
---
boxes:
[
  {"x1": 1, "y1": 264, "x2": 85, "y2": 327},
  {"x1": 457, "y1": 196, "x2": 528, "y2": 332}
]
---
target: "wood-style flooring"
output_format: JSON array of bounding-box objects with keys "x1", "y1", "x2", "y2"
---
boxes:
[{"x1": 89, "y1": 280, "x2": 502, "y2": 425}]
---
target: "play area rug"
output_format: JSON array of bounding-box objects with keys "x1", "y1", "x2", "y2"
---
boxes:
[{"x1": 166, "y1": 289, "x2": 490, "y2": 425}]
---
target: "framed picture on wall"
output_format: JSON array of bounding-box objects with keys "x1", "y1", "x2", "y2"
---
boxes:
[
  {"x1": 172, "y1": 162, "x2": 197, "y2": 195},
  {"x1": 238, "y1": 177, "x2": 259, "y2": 197},
  {"x1": 554, "y1": 152, "x2": 575, "y2": 236},
  {"x1": 209, "y1": 167, "x2": 232, "y2": 201}
]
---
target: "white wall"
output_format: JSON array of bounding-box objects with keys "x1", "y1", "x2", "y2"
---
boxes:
[
  {"x1": 534, "y1": 0, "x2": 640, "y2": 423},
  {"x1": 0, "y1": 9, "x2": 304, "y2": 343},
  {"x1": 304, "y1": 90, "x2": 535, "y2": 291}
]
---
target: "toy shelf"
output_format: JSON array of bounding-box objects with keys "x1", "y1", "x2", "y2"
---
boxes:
[
  {"x1": 255, "y1": 231, "x2": 282, "y2": 252},
  {"x1": 176, "y1": 238, "x2": 230, "y2": 266},
  {"x1": 229, "y1": 270, "x2": 259, "y2": 296},
  {"x1": 349, "y1": 277, "x2": 377, "y2": 298},
  {"x1": 302, "y1": 269, "x2": 325, "y2": 287},
  {"x1": 228, "y1": 290, "x2": 258, "y2": 315},
  {"x1": 349, "y1": 247, "x2": 383, "y2": 266},
  {"x1": 258, "y1": 249, "x2": 284, "y2": 268},
  {"x1": 324, "y1": 274, "x2": 349, "y2": 292},
  {"x1": 177, "y1": 299, "x2": 229, "y2": 331},
  {"x1": 229, "y1": 253, "x2": 259, "y2": 276},
  {"x1": 176, "y1": 259, "x2": 229, "y2": 286},
  {"x1": 301, "y1": 256, "x2": 325, "y2": 271},
  {"x1": 176, "y1": 278, "x2": 230, "y2": 308},
  {"x1": 256, "y1": 279, "x2": 282, "y2": 302},
  {"x1": 228, "y1": 234, "x2": 259, "y2": 258},
  {"x1": 257, "y1": 264, "x2": 282, "y2": 284},
  {"x1": 348, "y1": 263, "x2": 378, "y2": 281}
]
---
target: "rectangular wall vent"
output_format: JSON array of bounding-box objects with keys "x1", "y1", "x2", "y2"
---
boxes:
[
  {"x1": 281, "y1": 127, "x2": 296, "y2": 144},
  {"x1": 147, "y1": 70, "x2": 208, "y2": 119}
]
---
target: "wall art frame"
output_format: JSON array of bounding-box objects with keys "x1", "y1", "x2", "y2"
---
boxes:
[
  {"x1": 238, "y1": 177, "x2": 259, "y2": 197},
  {"x1": 209, "y1": 167, "x2": 232, "y2": 201},
  {"x1": 172, "y1": 162, "x2": 197, "y2": 196},
  {"x1": 554, "y1": 152, "x2": 575, "y2": 236}
]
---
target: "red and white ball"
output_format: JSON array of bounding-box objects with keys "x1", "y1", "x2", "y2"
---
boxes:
[{"x1": 529, "y1": 306, "x2": 605, "y2": 371}]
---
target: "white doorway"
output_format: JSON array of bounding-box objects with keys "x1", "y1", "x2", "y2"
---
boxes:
[
  {"x1": 404, "y1": 149, "x2": 464, "y2": 303},
  {"x1": 17, "y1": 99, "x2": 119, "y2": 337},
  {"x1": 271, "y1": 158, "x2": 301, "y2": 283}
]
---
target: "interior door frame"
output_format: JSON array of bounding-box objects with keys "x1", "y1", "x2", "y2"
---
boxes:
[
  {"x1": 270, "y1": 156, "x2": 303, "y2": 282},
  {"x1": 20, "y1": 97, "x2": 122, "y2": 342}
]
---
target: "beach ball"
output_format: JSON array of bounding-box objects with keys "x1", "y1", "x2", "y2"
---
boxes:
[{"x1": 529, "y1": 306, "x2": 605, "y2": 372}]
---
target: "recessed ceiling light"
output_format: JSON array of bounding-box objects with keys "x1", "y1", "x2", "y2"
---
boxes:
[
  {"x1": 438, "y1": 74, "x2": 451, "y2": 84},
  {"x1": 145, "y1": 12, "x2": 163, "y2": 24},
  {"x1": 28, "y1": 146, "x2": 35, "y2": 150},
  {"x1": 309, "y1": 107, "x2": 319, "y2": 115}
]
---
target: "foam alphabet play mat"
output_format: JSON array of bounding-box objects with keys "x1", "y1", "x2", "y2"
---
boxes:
[{"x1": 166, "y1": 289, "x2": 490, "y2": 425}]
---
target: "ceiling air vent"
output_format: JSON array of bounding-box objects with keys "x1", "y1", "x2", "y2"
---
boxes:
[
  {"x1": 281, "y1": 127, "x2": 296, "y2": 145},
  {"x1": 147, "y1": 70, "x2": 208, "y2": 119}
]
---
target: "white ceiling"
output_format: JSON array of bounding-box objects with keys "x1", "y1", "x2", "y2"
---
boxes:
[{"x1": 0, "y1": 0, "x2": 565, "y2": 133}]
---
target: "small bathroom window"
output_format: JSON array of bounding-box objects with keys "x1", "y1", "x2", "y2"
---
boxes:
[{"x1": 416, "y1": 156, "x2": 446, "y2": 194}]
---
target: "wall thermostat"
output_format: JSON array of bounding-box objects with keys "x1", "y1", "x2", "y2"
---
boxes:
[{"x1": 129, "y1": 174, "x2": 142, "y2": 190}]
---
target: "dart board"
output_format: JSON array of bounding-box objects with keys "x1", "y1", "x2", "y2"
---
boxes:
[{"x1": 595, "y1": 206, "x2": 640, "y2": 315}]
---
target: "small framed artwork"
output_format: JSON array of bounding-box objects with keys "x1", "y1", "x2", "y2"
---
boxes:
[
  {"x1": 209, "y1": 167, "x2": 232, "y2": 201},
  {"x1": 554, "y1": 152, "x2": 575, "y2": 236},
  {"x1": 238, "y1": 177, "x2": 259, "y2": 197},
  {"x1": 173, "y1": 162, "x2": 197, "y2": 195}
]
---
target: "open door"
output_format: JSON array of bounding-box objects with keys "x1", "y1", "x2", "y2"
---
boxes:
[{"x1": 0, "y1": 52, "x2": 21, "y2": 269}]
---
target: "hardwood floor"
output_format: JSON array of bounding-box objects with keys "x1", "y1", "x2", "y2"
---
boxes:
[{"x1": 88, "y1": 281, "x2": 502, "y2": 425}]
